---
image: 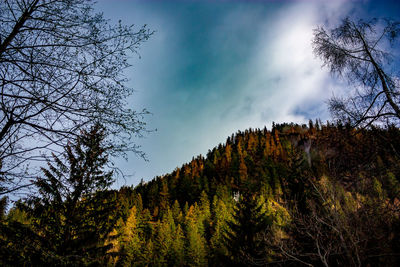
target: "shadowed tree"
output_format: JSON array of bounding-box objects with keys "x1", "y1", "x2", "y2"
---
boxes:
[
  {"x1": 224, "y1": 191, "x2": 271, "y2": 266},
  {"x1": 0, "y1": 196, "x2": 6, "y2": 221},
  {"x1": 313, "y1": 17, "x2": 400, "y2": 127},
  {"x1": 0, "y1": 0, "x2": 153, "y2": 195},
  {"x1": 22, "y1": 124, "x2": 121, "y2": 265}
]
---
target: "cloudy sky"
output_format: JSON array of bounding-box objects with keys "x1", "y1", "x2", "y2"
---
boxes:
[{"x1": 96, "y1": 0, "x2": 400, "y2": 187}]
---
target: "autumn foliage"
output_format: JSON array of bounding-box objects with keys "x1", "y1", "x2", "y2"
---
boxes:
[{"x1": 2, "y1": 121, "x2": 400, "y2": 266}]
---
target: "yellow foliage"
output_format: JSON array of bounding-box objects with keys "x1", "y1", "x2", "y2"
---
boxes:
[
  {"x1": 225, "y1": 144, "x2": 232, "y2": 163},
  {"x1": 124, "y1": 206, "x2": 137, "y2": 241},
  {"x1": 264, "y1": 199, "x2": 291, "y2": 227}
]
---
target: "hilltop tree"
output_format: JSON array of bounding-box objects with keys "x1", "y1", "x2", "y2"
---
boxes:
[
  {"x1": 0, "y1": 0, "x2": 152, "y2": 195},
  {"x1": 313, "y1": 17, "x2": 400, "y2": 127}
]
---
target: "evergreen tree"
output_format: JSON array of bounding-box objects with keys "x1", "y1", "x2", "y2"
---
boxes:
[
  {"x1": 172, "y1": 199, "x2": 183, "y2": 223},
  {"x1": 198, "y1": 191, "x2": 211, "y2": 236},
  {"x1": 24, "y1": 124, "x2": 120, "y2": 265},
  {"x1": 224, "y1": 192, "x2": 272, "y2": 266},
  {"x1": 154, "y1": 209, "x2": 175, "y2": 265},
  {"x1": 116, "y1": 206, "x2": 143, "y2": 266},
  {"x1": 210, "y1": 195, "x2": 232, "y2": 264},
  {"x1": 159, "y1": 181, "x2": 170, "y2": 215},
  {"x1": 185, "y1": 205, "x2": 208, "y2": 266},
  {"x1": 171, "y1": 224, "x2": 186, "y2": 266},
  {"x1": 142, "y1": 239, "x2": 155, "y2": 266}
]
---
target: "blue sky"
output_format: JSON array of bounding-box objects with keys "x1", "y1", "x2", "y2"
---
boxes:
[{"x1": 95, "y1": 0, "x2": 400, "y2": 187}]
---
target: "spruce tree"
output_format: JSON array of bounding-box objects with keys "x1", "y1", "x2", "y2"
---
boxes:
[
  {"x1": 172, "y1": 224, "x2": 186, "y2": 266},
  {"x1": 116, "y1": 206, "x2": 143, "y2": 266},
  {"x1": 210, "y1": 195, "x2": 232, "y2": 265},
  {"x1": 154, "y1": 209, "x2": 175, "y2": 265},
  {"x1": 224, "y1": 191, "x2": 271, "y2": 266},
  {"x1": 24, "y1": 124, "x2": 120, "y2": 265},
  {"x1": 185, "y1": 205, "x2": 208, "y2": 266}
]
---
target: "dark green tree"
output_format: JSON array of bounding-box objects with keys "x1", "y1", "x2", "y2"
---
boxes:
[
  {"x1": 24, "y1": 124, "x2": 120, "y2": 265},
  {"x1": 224, "y1": 191, "x2": 272, "y2": 266},
  {"x1": 0, "y1": 218, "x2": 48, "y2": 266},
  {"x1": 0, "y1": 196, "x2": 6, "y2": 221}
]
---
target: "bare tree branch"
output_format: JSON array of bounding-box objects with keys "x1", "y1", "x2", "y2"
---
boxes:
[
  {"x1": 0, "y1": 0, "x2": 153, "y2": 195},
  {"x1": 313, "y1": 17, "x2": 400, "y2": 127}
]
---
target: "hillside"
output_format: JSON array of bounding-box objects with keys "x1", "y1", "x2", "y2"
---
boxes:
[
  {"x1": 3, "y1": 122, "x2": 400, "y2": 266},
  {"x1": 111, "y1": 122, "x2": 400, "y2": 266}
]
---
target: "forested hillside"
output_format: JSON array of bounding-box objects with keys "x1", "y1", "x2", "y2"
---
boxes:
[
  {"x1": 1, "y1": 0, "x2": 399, "y2": 266},
  {"x1": 2, "y1": 122, "x2": 400, "y2": 266}
]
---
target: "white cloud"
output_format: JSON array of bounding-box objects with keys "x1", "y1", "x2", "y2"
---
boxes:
[
  {"x1": 109, "y1": 0, "x2": 355, "y2": 186},
  {"x1": 223, "y1": 1, "x2": 353, "y2": 129}
]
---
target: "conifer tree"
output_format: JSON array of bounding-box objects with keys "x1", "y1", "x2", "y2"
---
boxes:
[
  {"x1": 185, "y1": 205, "x2": 208, "y2": 266},
  {"x1": 24, "y1": 124, "x2": 119, "y2": 265},
  {"x1": 172, "y1": 199, "x2": 184, "y2": 226},
  {"x1": 154, "y1": 209, "x2": 175, "y2": 265},
  {"x1": 142, "y1": 239, "x2": 155, "y2": 266},
  {"x1": 172, "y1": 224, "x2": 186, "y2": 266},
  {"x1": 116, "y1": 206, "x2": 143, "y2": 266},
  {"x1": 159, "y1": 181, "x2": 170, "y2": 216},
  {"x1": 224, "y1": 191, "x2": 272, "y2": 266},
  {"x1": 198, "y1": 191, "x2": 211, "y2": 235},
  {"x1": 210, "y1": 195, "x2": 232, "y2": 263}
]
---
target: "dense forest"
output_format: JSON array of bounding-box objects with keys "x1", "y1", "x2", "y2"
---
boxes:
[{"x1": 1, "y1": 121, "x2": 400, "y2": 266}]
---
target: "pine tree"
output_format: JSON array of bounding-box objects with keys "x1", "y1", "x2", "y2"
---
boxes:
[
  {"x1": 171, "y1": 224, "x2": 186, "y2": 266},
  {"x1": 116, "y1": 206, "x2": 143, "y2": 266},
  {"x1": 185, "y1": 205, "x2": 208, "y2": 266},
  {"x1": 159, "y1": 181, "x2": 170, "y2": 216},
  {"x1": 142, "y1": 239, "x2": 155, "y2": 266},
  {"x1": 224, "y1": 192, "x2": 272, "y2": 266},
  {"x1": 154, "y1": 209, "x2": 175, "y2": 265},
  {"x1": 24, "y1": 124, "x2": 119, "y2": 265},
  {"x1": 198, "y1": 191, "x2": 211, "y2": 236},
  {"x1": 210, "y1": 195, "x2": 232, "y2": 264}
]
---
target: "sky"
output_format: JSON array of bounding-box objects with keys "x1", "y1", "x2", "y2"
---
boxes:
[{"x1": 95, "y1": 0, "x2": 400, "y2": 188}]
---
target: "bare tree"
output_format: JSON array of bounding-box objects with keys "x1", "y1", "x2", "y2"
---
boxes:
[
  {"x1": 266, "y1": 175, "x2": 400, "y2": 267},
  {"x1": 0, "y1": 0, "x2": 153, "y2": 195},
  {"x1": 313, "y1": 17, "x2": 400, "y2": 127}
]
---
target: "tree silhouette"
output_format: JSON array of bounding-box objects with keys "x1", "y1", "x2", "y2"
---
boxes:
[
  {"x1": 313, "y1": 17, "x2": 400, "y2": 127},
  {"x1": 0, "y1": 0, "x2": 153, "y2": 195},
  {"x1": 224, "y1": 191, "x2": 271, "y2": 266},
  {"x1": 24, "y1": 124, "x2": 120, "y2": 265}
]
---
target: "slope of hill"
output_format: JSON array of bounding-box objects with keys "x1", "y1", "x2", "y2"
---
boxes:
[
  {"x1": 3, "y1": 122, "x2": 400, "y2": 266},
  {"x1": 111, "y1": 122, "x2": 400, "y2": 266}
]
